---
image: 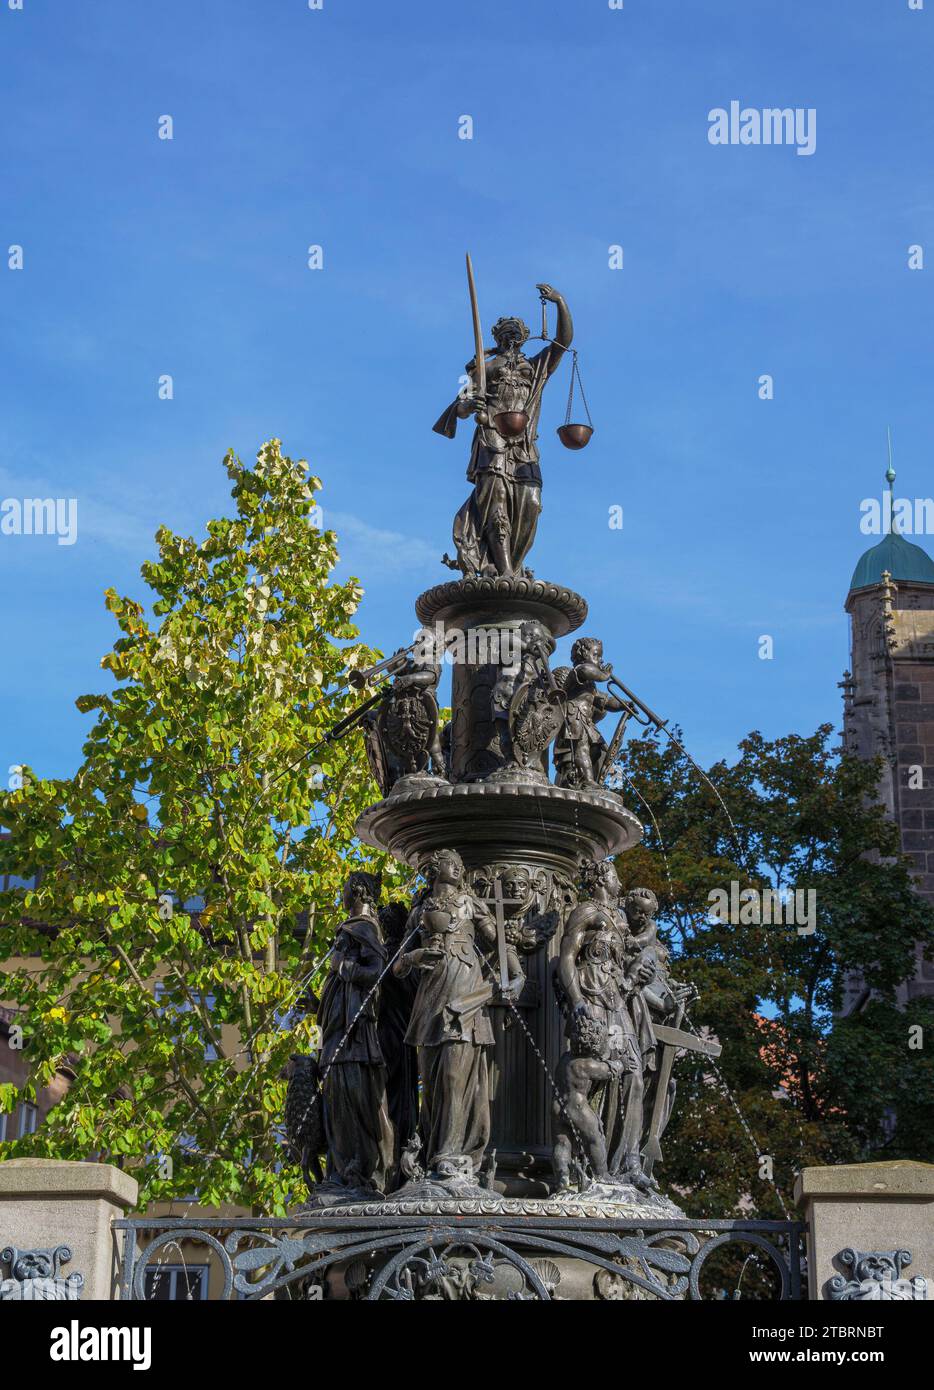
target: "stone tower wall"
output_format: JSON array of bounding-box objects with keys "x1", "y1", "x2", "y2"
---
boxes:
[{"x1": 843, "y1": 580, "x2": 934, "y2": 1003}]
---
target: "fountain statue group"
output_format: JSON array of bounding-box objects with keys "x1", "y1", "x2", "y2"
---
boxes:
[
  {"x1": 287, "y1": 854, "x2": 695, "y2": 1206},
  {"x1": 359, "y1": 627, "x2": 634, "y2": 796},
  {"x1": 283, "y1": 264, "x2": 717, "y2": 1230}
]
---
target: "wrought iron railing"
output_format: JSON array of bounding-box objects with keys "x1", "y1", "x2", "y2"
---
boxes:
[{"x1": 115, "y1": 1214, "x2": 808, "y2": 1301}]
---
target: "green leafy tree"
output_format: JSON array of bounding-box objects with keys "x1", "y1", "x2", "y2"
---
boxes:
[
  {"x1": 613, "y1": 723, "x2": 934, "y2": 1220},
  {"x1": 0, "y1": 440, "x2": 407, "y2": 1213}
]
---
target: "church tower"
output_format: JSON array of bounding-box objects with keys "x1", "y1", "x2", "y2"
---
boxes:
[{"x1": 842, "y1": 457, "x2": 934, "y2": 1004}]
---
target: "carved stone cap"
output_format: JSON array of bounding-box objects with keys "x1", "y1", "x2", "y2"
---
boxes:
[
  {"x1": 794, "y1": 1160, "x2": 934, "y2": 1202},
  {"x1": 415, "y1": 577, "x2": 588, "y2": 636},
  {"x1": 0, "y1": 1158, "x2": 139, "y2": 1208},
  {"x1": 296, "y1": 1190, "x2": 683, "y2": 1220}
]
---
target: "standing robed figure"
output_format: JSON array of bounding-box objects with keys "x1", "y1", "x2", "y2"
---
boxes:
[
  {"x1": 394, "y1": 847, "x2": 519, "y2": 1187},
  {"x1": 317, "y1": 872, "x2": 394, "y2": 1196}
]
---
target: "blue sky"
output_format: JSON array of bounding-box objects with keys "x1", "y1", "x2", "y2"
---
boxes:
[{"x1": 1, "y1": 0, "x2": 932, "y2": 784}]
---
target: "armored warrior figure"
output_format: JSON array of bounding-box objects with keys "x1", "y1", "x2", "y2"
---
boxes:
[
  {"x1": 362, "y1": 646, "x2": 446, "y2": 796},
  {"x1": 316, "y1": 872, "x2": 394, "y2": 1197},
  {"x1": 552, "y1": 637, "x2": 630, "y2": 789},
  {"x1": 623, "y1": 886, "x2": 697, "y2": 1157},
  {"x1": 490, "y1": 619, "x2": 560, "y2": 776},
  {"x1": 434, "y1": 285, "x2": 573, "y2": 578}
]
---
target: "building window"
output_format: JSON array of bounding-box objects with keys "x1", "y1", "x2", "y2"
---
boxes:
[
  {"x1": 17, "y1": 1103, "x2": 38, "y2": 1137},
  {"x1": 143, "y1": 1264, "x2": 209, "y2": 1301},
  {"x1": 0, "y1": 1104, "x2": 39, "y2": 1141}
]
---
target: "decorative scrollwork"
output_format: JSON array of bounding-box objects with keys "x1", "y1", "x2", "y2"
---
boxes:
[
  {"x1": 368, "y1": 1235, "x2": 551, "y2": 1301},
  {"x1": 827, "y1": 1247, "x2": 928, "y2": 1301},
  {"x1": 132, "y1": 1229, "x2": 233, "y2": 1301},
  {"x1": 688, "y1": 1231, "x2": 795, "y2": 1301},
  {"x1": 0, "y1": 1244, "x2": 84, "y2": 1301},
  {"x1": 468, "y1": 862, "x2": 570, "y2": 955},
  {"x1": 117, "y1": 1215, "x2": 807, "y2": 1302}
]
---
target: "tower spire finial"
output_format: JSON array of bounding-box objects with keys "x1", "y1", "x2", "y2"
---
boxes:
[{"x1": 885, "y1": 426, "x2": 897, "y2": 534}]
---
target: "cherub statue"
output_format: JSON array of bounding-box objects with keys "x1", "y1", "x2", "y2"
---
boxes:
[
  {"x1": 490, "y1": 619, "x2": 555, "y2": 769},
  {"x1": 499, "y1": 621, "x2": 565, "y2": 778},
  {"x1": 624, "y1": 887, "x2": 694, "y2": 1024},
  {"x1": 552, "y1": 637, "x2": 630, "y2": 788},
  {"x1": 552, "y1": 1010, "x2": 623, "y2": 1190}
]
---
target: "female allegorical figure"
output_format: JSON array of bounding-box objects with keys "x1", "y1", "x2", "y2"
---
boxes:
[
  {"x1": 557, "y1": 858, "x2": 655, "y2": 1192},
  {"x1": 394, "y1": 847, "x2": 522, "y2": 1187},
  {"x1": 317, "y1": 871, "x2": 394, "y2": 1196},
  {"x1": 433, "y1": 285, "x2": 573, "y2": 578}
]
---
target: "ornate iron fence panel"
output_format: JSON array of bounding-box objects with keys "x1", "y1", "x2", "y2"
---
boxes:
[{"x1": 114, "y1": 1215, "x2": 807, "y2": 1302}]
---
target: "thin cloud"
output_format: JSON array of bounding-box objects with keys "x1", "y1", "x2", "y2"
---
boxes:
[{"x1": 326, "y1": 509, "x2": 440, "y2": 579}]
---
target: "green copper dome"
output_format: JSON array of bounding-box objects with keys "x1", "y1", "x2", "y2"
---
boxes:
[{"x1": 849, "y1": 530, "x2": 934, "y2": 592}]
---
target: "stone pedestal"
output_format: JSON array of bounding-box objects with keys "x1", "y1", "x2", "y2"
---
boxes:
[
  {"x1": 0, "y1": 1159, "x2": 138, "y2": 1300},
  {"x1": 794, "y1": 1160, "x2": 934, "y2": 1300}
]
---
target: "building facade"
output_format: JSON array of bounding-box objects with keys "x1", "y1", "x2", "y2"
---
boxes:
[{"x1": 842, "y1": 486, "x2": 934, "y2": 1006}]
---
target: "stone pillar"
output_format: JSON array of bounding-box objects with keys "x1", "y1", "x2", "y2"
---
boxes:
[
  {"x1": 794, "y1": 1160, "x2": 934, "y2": 1300},
  {"x1": 0, "y1": 1159, "x2": 138, "y2": 1300}
]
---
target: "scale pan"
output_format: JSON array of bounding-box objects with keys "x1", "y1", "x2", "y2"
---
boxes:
[
  {"x1": 557, "y1": 423, "x2": 593, "y2": 450},
  {"x1": 493, "y1": 410, "x2": 528, "y2": 438}
]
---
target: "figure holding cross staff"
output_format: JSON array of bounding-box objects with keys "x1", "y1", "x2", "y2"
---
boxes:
[{"x1": 474, "y1": 870, "x2": 533, "y2": 996}]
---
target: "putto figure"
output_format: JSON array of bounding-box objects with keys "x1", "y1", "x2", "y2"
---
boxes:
[
  {"x1": 552, "y1": 637, "x2": 630, "y2": 789},
  {"x1": 552, "y1": 1010, "x2": 622, "y2": 1191},
  {"x1": 394, "y1": 847, "x2": 521, "y2": 1191},
  {"x1": 434, "y1": 284, "x2": 573, "y2": 578},
  {"x1": 316, "y1": 872, "x2": 394, "y2": 1199}
]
